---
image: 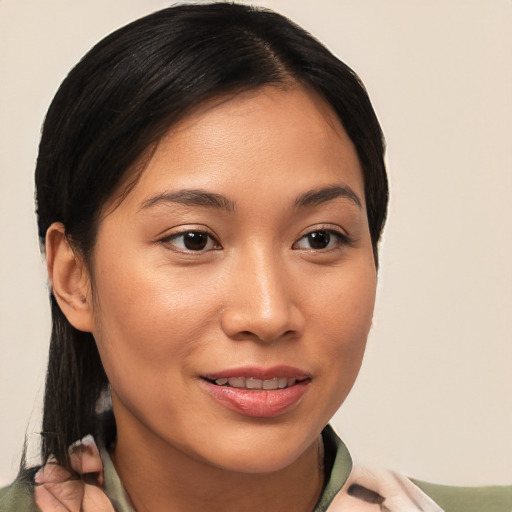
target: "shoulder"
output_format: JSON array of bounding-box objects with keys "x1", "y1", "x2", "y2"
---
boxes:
[
  {"x1": 324, "y1": 465, "x2": 511, "y2": 512},
  {"x1": 319, "y1": 426, "x2": 511, "y2": 512},
  {"x1": 413, "y1": 479, "x2": 512, "y2": 512},
  {"x1": 0, "y1": 470, "x2": 40, "y2": 512}
]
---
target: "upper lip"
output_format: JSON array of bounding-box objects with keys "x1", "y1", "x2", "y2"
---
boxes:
[{"x1": 202, "y1": 365, "x2": 310, "y2": 381}]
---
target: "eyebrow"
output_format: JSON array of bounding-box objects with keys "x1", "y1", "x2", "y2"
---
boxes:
[
  {"x1": 294, "y1": 184, "x2": 362, "y2": 209},
  {"x1": 139, "y1": 189, "x2": 236, "y2": 212},
  {"x1": 139, "y1": 183, "x2": 361, "y2": 213}
]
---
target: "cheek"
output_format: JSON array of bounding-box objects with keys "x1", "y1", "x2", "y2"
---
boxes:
[
  {"x1": 312, "y1": 259, "x2": 376, "y2": 387},
  {"x1": 314, "y1": 256, "x2": 376, "y2": 332},
  {"x1": 89, "y1": 255, "x2": 222, "y2": 384}
]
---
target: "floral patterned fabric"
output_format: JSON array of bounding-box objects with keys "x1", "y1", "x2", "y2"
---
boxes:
[{"x1": 326, "y1": 465, "x2": 443, "y2": 511}]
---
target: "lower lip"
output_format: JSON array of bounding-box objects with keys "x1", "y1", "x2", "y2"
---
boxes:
[{"x1": 201, "y1": 379, "x2": 309, "y2": 418}]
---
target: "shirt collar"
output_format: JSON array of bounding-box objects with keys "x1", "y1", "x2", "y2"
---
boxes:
[{"x1": 98, "y1": 424, "x2": 353, "y2": 512}]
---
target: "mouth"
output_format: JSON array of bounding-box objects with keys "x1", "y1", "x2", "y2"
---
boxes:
[
  {"x1": 204, "y1": 376, "x2": 309, "y2": 390},
  {"x1": 200, "y1": 366, "x2": 311, "y2": 417}
]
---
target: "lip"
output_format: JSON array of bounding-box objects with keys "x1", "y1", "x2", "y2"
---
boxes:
[
  {"x1": 203, "y1": 365, "x2": 310, "y2": 381},
  {"x1": 200, "y1": 365, "x2": 311, "y2": 418}
]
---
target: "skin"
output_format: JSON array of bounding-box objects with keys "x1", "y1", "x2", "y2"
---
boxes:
[{"x1": 47, "y1": 84, "x2": 377, "y2": 512}]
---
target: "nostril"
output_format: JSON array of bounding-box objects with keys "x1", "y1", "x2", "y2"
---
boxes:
[
  {"x1": 255, "y1": 329, "x2": 297, "y2": 343},
  {"x1": 220, "y1": 301, "x2": 305, "y2": 342},
  {"x1": 228, "y1": 329, "x2": 296, "y2": 343}
]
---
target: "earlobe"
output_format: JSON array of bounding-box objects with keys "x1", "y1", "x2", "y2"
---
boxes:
[{"x1": 45, "y1": 222, "x2": 94, "y2": 332}]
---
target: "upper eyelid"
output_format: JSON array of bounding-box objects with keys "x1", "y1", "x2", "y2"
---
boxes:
[
  {"x1": 293, "y1": 227, "x2": 353, "y2": 251},
  {"x1": 296, "y1": 228, "x2": 346, "y2": 242},
  {"x1": 158, "y1": 224, "x2": 349, "y2": 247},
  {"x1": 296, "y1": 224, "x2": 348, "y2": 239},
  {"x1": 159, "y1": 229, "x2": 222, "y2": 252},
  {"x1": 159, "y1": 226, "x2": 218, "y2": 241}
]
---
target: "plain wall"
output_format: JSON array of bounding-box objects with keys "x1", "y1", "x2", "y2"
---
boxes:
[{"x1": 0, "y1": 0, "x2": 510, "y2": 486}]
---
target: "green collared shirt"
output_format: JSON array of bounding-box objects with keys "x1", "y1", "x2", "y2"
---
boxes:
[{"x1": 1, "y1": 425, "x2": 510, "y2": 512}]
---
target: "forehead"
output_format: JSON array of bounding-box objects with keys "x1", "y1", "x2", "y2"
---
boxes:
[{"x1": 114, "y1": 84, "x2": 365, "y2": 211}]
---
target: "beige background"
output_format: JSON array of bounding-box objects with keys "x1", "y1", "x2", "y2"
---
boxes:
[{"x1": 0, "y1": 0, "x2": 510, "y2": 486}]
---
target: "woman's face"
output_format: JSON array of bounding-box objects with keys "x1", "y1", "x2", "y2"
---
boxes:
[{"x1": 87, "y1": 85, "x2": 376, "y2": 472}]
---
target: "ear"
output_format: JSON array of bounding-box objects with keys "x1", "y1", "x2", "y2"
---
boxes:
[{"x1": 45, "y1": 222, "x2": 94, "y2": 332}]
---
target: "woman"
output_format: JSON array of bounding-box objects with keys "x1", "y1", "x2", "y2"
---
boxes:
[{"x1": 0, "y1": 3, "x2": 509, "y2": 511}]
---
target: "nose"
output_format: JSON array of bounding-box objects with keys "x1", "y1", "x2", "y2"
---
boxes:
[{"x1": 220, "y1": 250, "x2": 304, "y2": 343}]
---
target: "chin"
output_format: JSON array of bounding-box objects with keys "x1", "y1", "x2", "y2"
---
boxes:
[
  {"x1": 207, "y1": 447, "x2": 306, "y2": 474},
  {"x1": 189, "y1": 424, "x2": 320, "y2": 475}
]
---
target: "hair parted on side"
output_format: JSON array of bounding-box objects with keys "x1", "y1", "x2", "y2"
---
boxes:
[{"x1": 35, "y1": 2, "x2": 388, "y2": 470}]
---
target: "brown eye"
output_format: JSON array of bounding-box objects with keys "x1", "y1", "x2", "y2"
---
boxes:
[
  {"x1": 163, "y1": 231, "x2": 219, "y2": 252},
  {"x1": 293, "y1": 229, "x2": 349, "y2": 251},
  {"x1": 182, "y1": 232, "x2": 209, "y2": 250},
  {"x1": 306, "y1": 231, "x2": 331, "y2": 249}
]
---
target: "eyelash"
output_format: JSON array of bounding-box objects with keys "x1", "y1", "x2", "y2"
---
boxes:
[
  {"x1": 292, "y1": 228, "x2": 353, "y2": 252},
  {"x1": 159, "y1": 227, "x2": 352, "y2": 254},
  {"x1": 160, "y1": 230, "x2": 221, "y2": 253}
]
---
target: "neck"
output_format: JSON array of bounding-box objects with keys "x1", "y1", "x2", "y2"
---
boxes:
[{"x1": 111, "y1": 420, "x2": 324, "y2": 512}]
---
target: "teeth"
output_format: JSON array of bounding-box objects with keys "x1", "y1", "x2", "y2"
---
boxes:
[
  {"x1": 262, "y1": 378, "x2": 279, "y2": 390},
  {"x1": 278, "y1": 377, "x2": 288, "y2": 389},
  {"x1": 246, "y1": 378, "x2": 262, "y2": 389},
  {"x1": 227, "y1": 377, "x2": 246, "y2": 388},
  {"x1": 213, "y1": 376, "x2": 304, "y2": 389}
]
